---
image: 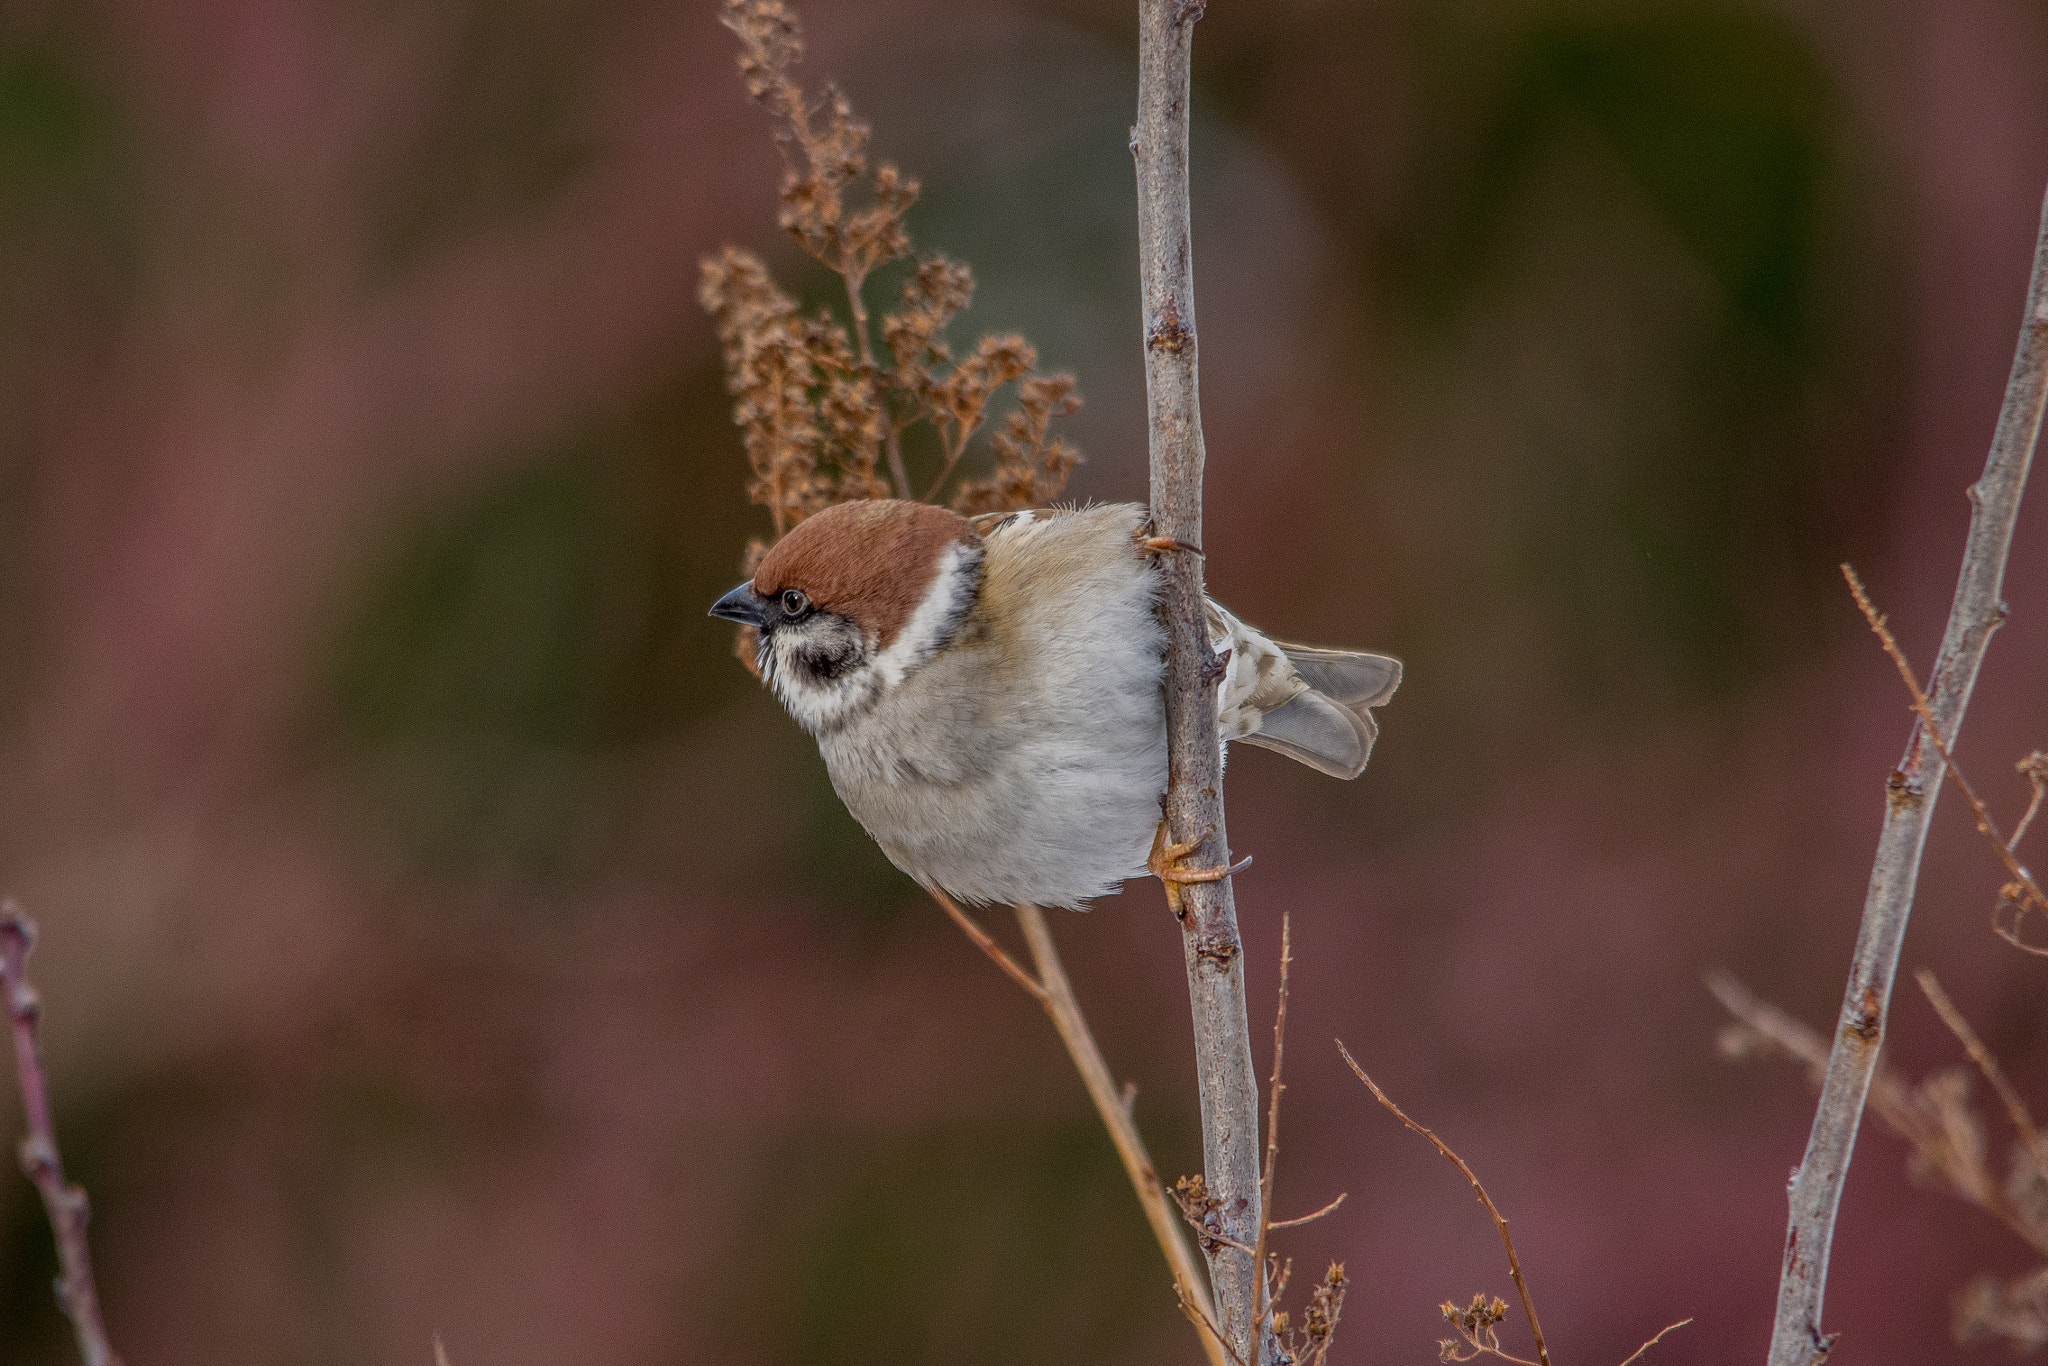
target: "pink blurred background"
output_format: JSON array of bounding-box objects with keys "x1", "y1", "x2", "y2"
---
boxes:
[{"x1": 1, "y1": 0, "x2": 2046, "y2": 1362}]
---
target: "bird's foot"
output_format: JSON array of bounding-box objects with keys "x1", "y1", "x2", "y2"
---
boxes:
[{"x1": 1148, "y1": 821, "x2": 1250, "y2": 919}]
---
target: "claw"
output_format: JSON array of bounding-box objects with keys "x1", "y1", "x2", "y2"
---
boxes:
[
  {"x1": 1137, "y1": 534, "x2": 1204, "y2": 557},
  {"x1": 1148, "y1": 821, "x2": 1250, "y2": 918}
]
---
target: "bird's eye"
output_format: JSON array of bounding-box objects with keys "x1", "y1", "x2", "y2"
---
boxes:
[{"x1": 780, "y1": 588, "x2": 810, "y2": 619}]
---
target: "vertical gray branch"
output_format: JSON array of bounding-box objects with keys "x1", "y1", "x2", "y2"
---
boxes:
[
  {"x1": 1131, "y1": 4, "x2": 1271, "y2": 1365},
  {"x1": 1770, "y1": 182, "x2": 2048, "y2": 1366},
  {"x1": 3, "y1": 903, "x2": 122, "y2": 1366}
]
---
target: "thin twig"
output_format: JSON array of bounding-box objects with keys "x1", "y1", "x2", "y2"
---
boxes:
[
  {"x1": 1616, "y1": 1321, "x2": 1695, "y2": 1366},
  {"x1": 1914, "y1": 968, "x2": 2048, "y2": 1182},
  {"x1": 1845, "y1": 567, "x2": 2048, "y2": 920},
  {"x1": 1252, "y1": 914, "x2": 1291, "y2": 1327},
  {"x1": 1707, "y1": 972, "x2": 1835, "y2": 1081},
  {"x1": 2007, "y1": 753, "x2": 2048, "y2": 851},
  {"x1": 838, "y1": 272, "x2": 911, "y2": 499},
  {"x1": 1268, "y1": 1192, "x2": 1347, "y2": 1229},
  {"x1": 1846, "y1": 569, "x2": 2048, "y2": 961},
  {"x1": 1133, "y1": 2, "x2": 1268, "y2": 1362},
  {"x1": 920, "y1": 429, "x2": 974, "y2": 504},
  {"x1": 2, "y1": 903, "x2": 122, "y2": 1366},
  {"x1": 1338, "y1": 1041, "x2": 1551, "y2": 1366},
  {"x1": 1011, "y1": 902, "x2": 1229, "y2": 1366},
  {"x1": 1769, "y1": 181, "x2": 2048, "y2": 1366},
  {"x1": 928, "y1": 888, "x2": 1049, "y2": 1004}
]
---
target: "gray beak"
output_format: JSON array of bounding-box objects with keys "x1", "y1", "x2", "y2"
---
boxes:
[{"x1": 709, "y1": 582, "x2": 770, "y2": 628}]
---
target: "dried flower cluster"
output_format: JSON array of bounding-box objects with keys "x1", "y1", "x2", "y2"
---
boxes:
[
  {"x1": 1714, "y1": 970, "x2": 2048, "y2": 1351},
  {"x1": 702, "y1": 0, "x2": 1082, "y2": 674},
  {"x1": 1440, "y1": 1293, "x2": 1516, "y2": 1364},
  {"x1": 1272, "y1": 1263, "x2": 1346, "y2": 1366}
]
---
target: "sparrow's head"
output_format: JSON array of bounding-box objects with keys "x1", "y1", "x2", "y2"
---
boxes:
[{"x1": 710, "y1": 499, "x2": 985, "y2": 734}]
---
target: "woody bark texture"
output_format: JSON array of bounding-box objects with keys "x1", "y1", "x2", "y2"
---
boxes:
[
  {"x1": 1770, "y1": 181, "x2": 2048, "y2": 1366},
  {"x1": 1132, "y1": 5, "x2": 1271, "y2": 1365}
]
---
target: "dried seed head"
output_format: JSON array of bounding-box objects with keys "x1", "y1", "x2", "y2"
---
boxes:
[{"x1": 706, "y1": 0, "x2": 1084, "y2": 668}]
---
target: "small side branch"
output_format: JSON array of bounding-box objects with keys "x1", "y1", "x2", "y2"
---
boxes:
[
  {"x1": 928, "y1": 888, "x2": 1048, "y2": 1005},
  {"x1": 1251, "y1": 915, "x2": 1291, "y2": 1327},
  {"x1": 1617, "y1": 1321, "x2": 1696, "y2": 1366},
  {"x1": 1844, "y1": 568, "x2": 2048, "y2": 936},
  {"x1": 1769, "y1": 180, "x2": 2048, "y2": 1366},
  {"x1": 3, "y1": 903, "x2": 122, "y2": 1366}
]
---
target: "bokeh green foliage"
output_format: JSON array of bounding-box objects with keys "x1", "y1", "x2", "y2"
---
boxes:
[
  {"x1": 718, "y1": 1119, "x2": 1182, "y2": 1366},
  {"x1": 1387, "y1": 1, "x2": 1870, "y2": 704},
  {"x1": 369, "y1": 0, "x2": 602, "y2": 277}
]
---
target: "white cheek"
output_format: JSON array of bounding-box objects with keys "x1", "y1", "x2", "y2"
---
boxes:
[{"x1": 870, "y1": 540, "x2": 983, "y2": 690}]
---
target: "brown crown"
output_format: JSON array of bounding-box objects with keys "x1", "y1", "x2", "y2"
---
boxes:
[{"x1": 752, "y1": 500, "x2": 978, "y2": 648}]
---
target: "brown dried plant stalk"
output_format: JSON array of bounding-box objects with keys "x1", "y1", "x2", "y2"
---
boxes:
[
  {"x1": 703, "y1": 6, "x2": 1244, "y2": 1362},
  {"x1": 1711, "y1": 970, "x2": 2048, "y2": 1350},
  {"x1": 701, "y1": 0, "x2": 1079, "y2": 567}
]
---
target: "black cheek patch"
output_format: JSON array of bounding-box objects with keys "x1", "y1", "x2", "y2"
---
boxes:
[{"x1": 793, "y1": 642, "x2": 859, "y2": 683}]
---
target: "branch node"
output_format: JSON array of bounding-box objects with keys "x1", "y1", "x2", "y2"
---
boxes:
[{"x1": 1147, "y1": 298, "x2": 1193, "y2": 353}]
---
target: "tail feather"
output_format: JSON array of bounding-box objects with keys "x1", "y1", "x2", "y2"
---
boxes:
[
  {"x1": 1237, "y1": 689, "x2": 1378, "y2": 779},
  {"x1": 1275, "y1": 645, "x2": 1401, "y2": 709},
  {"x1": 1205, "y1": 598, "x2": 1402, "y2": 780}
]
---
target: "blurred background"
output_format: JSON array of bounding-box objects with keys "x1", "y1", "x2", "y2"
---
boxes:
[{"x1": 0, "y1": 0, "x2": 2045, "y2": 1361}]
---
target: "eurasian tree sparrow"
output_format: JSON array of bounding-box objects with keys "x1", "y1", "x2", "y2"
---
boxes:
[{"x1": 710, "y1": 499, "x2": 1400, "y2": 909}]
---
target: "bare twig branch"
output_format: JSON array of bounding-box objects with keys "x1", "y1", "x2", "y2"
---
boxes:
[
  {"x1": 1769, "y1": 181, "x2": 2048, "y2": 1366},
  {"x1": 1914, "y1": 968, "x2": 2048, "y2": 1185},
  {"x1": 1707, "y1": 972, "x2": 1835, "y2": 1081},
  {"x1": 1338, "y1": 1041, "x2": 1552, "y2": 1366},
  {"x1": 2007, "y1": 752, "x2": 2048, "y2": 851},
  {"x1": 1616, "y1": 1321, "x2": 1696, "y2": 1366},
  {"x1": 1011, "y1": 903, "x2": 1229, "y2": 1366},
  {"x1": 1252, "y1": 914, "x2": 1291, "y2": 1328},
  {"x1": 2, "y1": 903, "x2": 121, "y2": 1366},
  {"x1": 927, "y1": 888, "x2": 1049, "y2": 1005},
  {"x1": 1134, "y1": 2, "x2": 1268, "y2": 1362},
  {"x1": 1268, "y1": 1192, "x2": 1347, "y2": 1229}
]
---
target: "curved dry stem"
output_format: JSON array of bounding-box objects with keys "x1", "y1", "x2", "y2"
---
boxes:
[{"x1": 1339, "y1": 1041, "x2": 1551, "y2": 1366}]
